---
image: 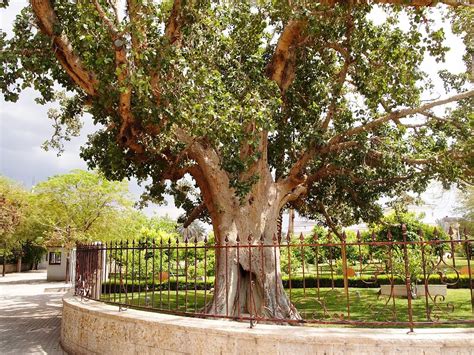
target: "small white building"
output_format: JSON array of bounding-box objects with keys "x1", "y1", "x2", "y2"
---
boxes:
[{"x1": 46, "y1": 247, "x2": 71, "y2": 281}]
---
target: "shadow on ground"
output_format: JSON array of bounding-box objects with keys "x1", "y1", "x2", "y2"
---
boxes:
[{"x1": 0, "y1": 272, "x2": 68, "y2": 354}]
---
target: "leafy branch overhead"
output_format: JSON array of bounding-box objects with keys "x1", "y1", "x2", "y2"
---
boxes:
[{"x1": 1, "y1": 0, "x2": 473, "y2": 230}]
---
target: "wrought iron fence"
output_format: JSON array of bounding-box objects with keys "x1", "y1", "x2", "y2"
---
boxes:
[{"x1": 75, "y1": 225, "x2": 473, "y2": 330}]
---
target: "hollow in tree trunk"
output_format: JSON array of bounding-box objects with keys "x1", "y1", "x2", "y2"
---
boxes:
[{"x1": 202, "y1": 175, "x2": 302, "y2": 321}]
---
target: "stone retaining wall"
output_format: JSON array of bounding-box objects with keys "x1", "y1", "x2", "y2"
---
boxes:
[
  {"x1": 0, "y1": 263, "x2": 30, "y2": 274},
  {"x1": 61, "y1": 294, "x2": 474, "y2": 355}
]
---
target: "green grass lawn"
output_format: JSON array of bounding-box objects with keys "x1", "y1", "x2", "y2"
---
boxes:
[
  {"x1": 102, "y1": 287, "x2": 473, "y2": 327},
  {"x1": 289, "y1": 288, "x2": 473, "y2": 326},
  {"x1": 295, "y1": 259, "x2": 471, "y2": 278}
]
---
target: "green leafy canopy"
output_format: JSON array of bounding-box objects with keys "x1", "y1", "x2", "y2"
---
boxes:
[{"x1": 1, "y1": 1, "x2": 473, "y2": 229}]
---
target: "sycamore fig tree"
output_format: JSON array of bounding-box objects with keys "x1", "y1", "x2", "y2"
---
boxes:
[{"x1": 1, "y1": 0, "x2": 473, "y2": 319}]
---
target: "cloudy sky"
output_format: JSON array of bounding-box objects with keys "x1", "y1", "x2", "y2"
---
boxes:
[{"x1": 0, "y1": 2, "x2": 465, "y2": 230}]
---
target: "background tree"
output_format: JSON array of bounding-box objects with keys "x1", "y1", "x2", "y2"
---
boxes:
[
  {"x1": 31, "y1": 170, "x2": 134, "y2": 248},
  {"x1": 0, "y1": 177, "x2": 29, "y2": 275},
  {"x1": 1, "y1": 0, "x2": 473, "y2": 319},
  {"x1": 456, "y1": 186, "x2": 474, "y2": 232}
]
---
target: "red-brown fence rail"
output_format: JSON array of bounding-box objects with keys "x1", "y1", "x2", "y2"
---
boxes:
[{"x1": 75, "y1": 225, "x2": 473, "y2": 330}]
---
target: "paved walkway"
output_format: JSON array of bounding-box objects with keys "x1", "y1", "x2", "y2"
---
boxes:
[{"x1": 0, "y1": 270, "x2": 71, "y2": 354}]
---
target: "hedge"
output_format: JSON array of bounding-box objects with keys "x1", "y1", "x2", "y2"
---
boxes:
[
  {"x1": 101, "y1": 274, "x2": 471, "y2": 294},
  {"x1": 102, "y1": 277, "x2": 214, "y2": 293},
  {"x1": 281, "y1": 274, "x2": 471, "y2": 289}
]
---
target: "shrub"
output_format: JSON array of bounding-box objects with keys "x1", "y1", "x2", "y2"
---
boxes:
[{"x1": 100, "y1": 273, "x2": 470, "y2": 294}]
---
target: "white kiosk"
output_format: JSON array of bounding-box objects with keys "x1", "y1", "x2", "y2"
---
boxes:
[{"x1": 46, "y1": 247, "x2": 71, "y2": 281}]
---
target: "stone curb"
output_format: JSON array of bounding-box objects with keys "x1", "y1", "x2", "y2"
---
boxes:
[{"x1": 61, "y1": 293, "x2": 474, "y2": 355}]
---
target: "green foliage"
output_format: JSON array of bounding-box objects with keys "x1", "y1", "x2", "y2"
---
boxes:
[
  {"x1": 456, "y1": 186, "x2": 474, "y2": 233},
  {"x1": 368, "y1": 212, "x2": 446, "y2": 242},
  {"x1": 21, "y1": 239, "x2": 47, "y2": 268},
  {"x1": 112, "y1": 229, "x2": 216, "y2": 281},
  {"x1": 1, "y1": 1, "x2": 472, "y2": 231},
  {"x1": 30, "y1": 170, "x2": 135, "y2": 247},
  {"x1": 104, "y1": 273, "x2": 471, "y2": 294},
  {"x1": 0, "y1": 177, "x2": 28, "y2": 244},
  {"x1": 305, "y1": 226, "x2": 361, "y2": 264},
  {"x1": 364, "y1": 212, "x2": 449, "y2": 283},
  {"x1": 281, "y1": 273, "x2": 471, "y2": 289},
  {"x1": 280, "y1": 245, "x2": 302, "y2": 276}
]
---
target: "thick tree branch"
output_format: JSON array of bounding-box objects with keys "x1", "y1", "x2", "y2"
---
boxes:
[
  {"x1": 322, "y1": 9, "x2": 354, "y2": 131},
  {"x1": 317, "y1": 201, "x2": 343, "y2": 240},
  {"x1": 127, "y1": 0, "x2": 148, "y2": 65},
  {"x1": 266, "y1": 20, "x2": 306, "y2": 93},
  {"x1": 31, "y1": 0, "x2": 98, "y2": 96},
  {"x1": 174, "y1": 127, "x2": 234, "y2": 218},
  {"x1": 279, "y1": 185, "x2": 308, "y2": 210},
  {"x1": 93, "y1": 0, "x2": 141, "y2": 152},
  {"x1": 183, "y1": 202, "x2": 207, "y2": 228},
  {"x1": 92, "y1": 0, "x2": 119, "y2": 35},
  {"x1": 280, "y1": 86, "x2": 472, "y2": 191},
  {"x1": 186, "y1": 165, "x2": 227, "y2": 237},
  {"x1": 151, "y1": 0, "x2": 183, "y2": 109},
  {"x1": 328, "y1": 89, "x2": 474, "y2": 145},
  {"x1": 165, "y1": 0, "x2": 182, "y2": 45},
  {"x1": 280, "y1": 140, "x2": 359, "y2": 188},
  {"x1": 266, "y1": 0, "x2": 471, "y2": 94}
]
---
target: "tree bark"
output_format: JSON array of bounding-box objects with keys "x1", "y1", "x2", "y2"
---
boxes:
[
  {"x1": 199, "y1": 167, "x2": 301, "y2": 321},
  {"x1": 16, "y1": 256, "x2": 22, "y2": 273},
  {"x1": 2, "y1": 242, "x2": 6, "y2": 277},
  {"x1": 207, "y1": 210, "x2": 300, "y2": 321},
  {"x1": 288, "y1": 209, "x2": 295, "y2": 237}
]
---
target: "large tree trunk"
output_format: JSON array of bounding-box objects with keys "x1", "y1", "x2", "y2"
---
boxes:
[
  {"x1": 183, "y1": 133, "x2": 302, "y2": 321},
  {"x1": 204, "y1": 182, "x2": 301, "y2": 321},
  {"x1": 207, "y1": 213, "x2": 300, "y2": 321}
]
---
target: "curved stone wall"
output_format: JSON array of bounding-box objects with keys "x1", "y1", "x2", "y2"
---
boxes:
[{"x1": 61, "y1": 294, "x2": 474, "y2": 355}]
